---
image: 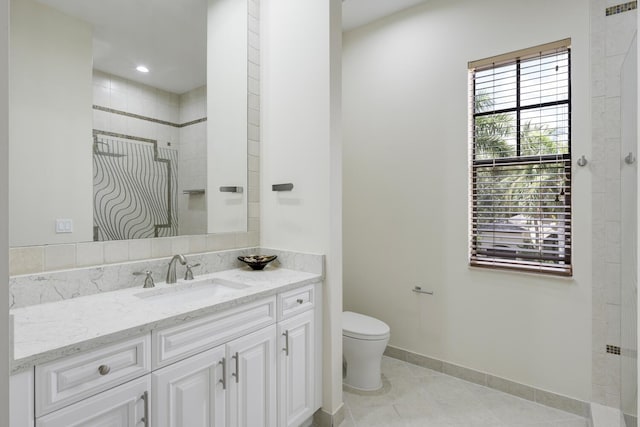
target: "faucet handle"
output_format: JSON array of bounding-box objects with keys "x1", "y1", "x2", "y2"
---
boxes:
[
  {"x1": 184, "y1": 263, "x2": 201, "y2": 281},
  {"x1": 133, "y1": 270, "x2": 155, "y2": 288}
]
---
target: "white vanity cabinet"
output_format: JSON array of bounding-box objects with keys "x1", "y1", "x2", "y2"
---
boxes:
[
  {"x1": 276, "y1": 285, "x2": 317, "y2": 427},
  {"x1": 35, "y1": 376, "x2": 151, "y2": 427},
  {"x1": 227, "y1": 325, "x2": 278, "y2": 427},
  {"x1": 32, "y1": 334, "x2": 152, "y2": 427},
  {"x1": 152, "y1": 300, "x2": 278, "y2": 427},
  {"x1": 152, "y1": 345, "x2": 226, "y2": 427},
  {"x1": 152, "y1": 325, "x2": 278, "y2": 427},
  {"x1": 14, "y1": 280, "x2": 322, "y2": 427}
]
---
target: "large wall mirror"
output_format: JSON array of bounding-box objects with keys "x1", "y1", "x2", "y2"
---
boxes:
[{"x1": 9, "y1": 0, "x2": 250, "y2": 247}]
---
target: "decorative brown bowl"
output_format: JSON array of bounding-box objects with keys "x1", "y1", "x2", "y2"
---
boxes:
[{"x1": 237, "y1": 255, "x2": 277, "y2": 270}]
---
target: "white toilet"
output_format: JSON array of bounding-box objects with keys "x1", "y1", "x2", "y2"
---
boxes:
[{"x1": 342, "y1": 311, "x2": 390, "y2": 391}]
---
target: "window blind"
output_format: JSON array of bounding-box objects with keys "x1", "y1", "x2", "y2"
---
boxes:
[{"x1": 469, "y1": 40, "x2": 572, "y2": 276}]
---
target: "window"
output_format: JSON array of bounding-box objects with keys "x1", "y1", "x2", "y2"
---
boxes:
[{"x1": 469, "y1": 39, "x2": 572, "y2": 276}]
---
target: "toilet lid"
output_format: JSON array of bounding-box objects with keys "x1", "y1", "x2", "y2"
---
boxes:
[{"x1": 343, "y1": 311, "x2": 390, "y2": 340}]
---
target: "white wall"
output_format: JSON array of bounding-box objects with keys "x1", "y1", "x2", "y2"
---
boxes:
[
  {"x1": 0, "y1": 0, "x2": 8, "y2": 422},
  {"x1": 179, "y1": 86, "x2": 208, "y2": 236},
  {"x1": 343, "y1": 0, "x2": 592, "y2": 401},
  {"x1": 208, "y1": 0, "x2": 248, "y2": 233},
  {"x1": 261, "y1": 0, "x2": 343, "y2": 414},
  {"x1": 9, "y1": 0, "x2": 93, "y2": 246}
]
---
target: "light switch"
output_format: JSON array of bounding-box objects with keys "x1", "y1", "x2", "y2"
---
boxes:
[{"x1": 55, "y1": 219, "x2": 73, "y2": 233}]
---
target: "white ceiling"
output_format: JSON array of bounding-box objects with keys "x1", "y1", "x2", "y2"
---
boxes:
[
  {"x1": 342, "y1": 0, "x2": 429, "y2": 32},
  {"x1": 36, "y1": 0, "x2": 425, "y2": 94},
  {"x1": 38, "y1": 0, "x2": 207, "y2": 95}
]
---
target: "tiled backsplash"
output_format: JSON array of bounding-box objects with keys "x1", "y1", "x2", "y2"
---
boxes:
[
  {"x1": 9, "y1": 247, "x2": 324, "y2": 309},
  {"x1": 9, "y1": 233, "x2": 260, "y2": 276}
]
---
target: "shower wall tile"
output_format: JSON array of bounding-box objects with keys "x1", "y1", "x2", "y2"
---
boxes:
[
  {"x1": 606, "y1": 303, "x2": 622, "y2": 345},
  {"x1": 604, "y1": 97, "x2": 622, "y2": 138},
  {"x1": 590, "y1": 0, "x2": 635, "y2": 407},
  {"x1": 605, "y1": 54, "x2": 625, "y2": 95},
  {"x1": 605, "y1": 263, "x2": 622, "y2": 304}
]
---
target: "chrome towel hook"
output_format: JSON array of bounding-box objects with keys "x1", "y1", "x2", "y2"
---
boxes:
[
  {"x1": 576, "y1": 155, "x2": 588, "y2": 167},
  {"x1": 625, "y1": 152, "x2": 636, "y2": 165}
]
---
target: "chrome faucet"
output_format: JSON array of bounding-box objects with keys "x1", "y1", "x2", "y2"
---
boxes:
[{"x1": 166, "y1": 254, "x2": 187, "y2": 284}]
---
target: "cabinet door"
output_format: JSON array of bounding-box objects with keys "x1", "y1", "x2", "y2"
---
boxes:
[
  {"x1": 36, "y1": 375, "x2": 150, "y2": 427},
  {"x1": 227, "y1": 325, "x2": 277, "y2": 427},
  {"x1": 152, "y1": 345, "x2": 226, "y2": 427},
  {"x1": 277, "y1": 310, "x2": 315, "y2": 427}
]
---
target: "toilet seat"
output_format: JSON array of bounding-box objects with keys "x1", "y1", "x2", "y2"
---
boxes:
[{"x1": 343, "y1": 311, "x2": 390, "y2": 340}]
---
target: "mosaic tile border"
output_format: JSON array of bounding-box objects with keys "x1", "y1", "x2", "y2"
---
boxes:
[
  {"x1": 606, "y1": 1, "x2": 637, "y2": 16},
  {"x1": 93, "y1": 105, "x2": 207, "y2": 128},
  {"x1": 606, "y1": 344, "x2": 621, "y2": 355},
  {"x1": 384, "y1": 345, "x2": 590, "y2": 418}
]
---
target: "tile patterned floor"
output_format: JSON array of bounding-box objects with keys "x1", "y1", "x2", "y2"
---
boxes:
[{"x1": 340, "y1": 356, "x2": 588, "y2": 427}]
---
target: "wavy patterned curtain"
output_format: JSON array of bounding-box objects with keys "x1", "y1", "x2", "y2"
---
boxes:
[{"x1": 92, "y1": 133, "x2": 178, "y2": 241}]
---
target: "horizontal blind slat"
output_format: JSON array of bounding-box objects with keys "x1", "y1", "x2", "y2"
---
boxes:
[{"x1": 469, "y1": 41, "x2": 572, "y2": 275}]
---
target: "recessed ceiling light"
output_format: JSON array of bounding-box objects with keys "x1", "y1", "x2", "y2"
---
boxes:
[{"x1": 136, "y1": 65, "x2": 149, "y2": 73}]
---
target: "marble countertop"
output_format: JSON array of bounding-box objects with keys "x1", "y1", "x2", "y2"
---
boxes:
[{"x1": 10, "y1": 266, "x2": 321, "y2": 373}]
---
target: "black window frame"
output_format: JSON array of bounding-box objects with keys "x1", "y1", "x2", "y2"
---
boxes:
[{"x1": 469, "y1": 40, "x2": 573, "y2": 276}]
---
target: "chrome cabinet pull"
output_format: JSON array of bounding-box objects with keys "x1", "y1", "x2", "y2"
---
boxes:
[
  {"x1": 219, "y1": 357, "x2": 226, "y2": 390},
  {"x1": 282, "y1": 331, "x2": 289, "y2": 356},
  {"x1": 98, "y1": 365, "x2": 111, "y2": 376},
  {"x1": 232, "y1": 352, "x2": 239, "y2": 383},
  {"x1": 141, "y1": 391, "x2": 149, "y2": 427}
]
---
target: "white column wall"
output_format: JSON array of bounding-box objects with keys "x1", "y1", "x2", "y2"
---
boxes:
[{"x1": 260, "y1": 0, "x2": 343, "y2": 413}]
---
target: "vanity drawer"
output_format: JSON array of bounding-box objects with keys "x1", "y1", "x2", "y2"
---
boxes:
[
  {"x1": 35, "y1": 334, "x2": 151, "y2": 417},
  {"x1": 278, "y1": 284, "x2": 316, "y2": 320},
  {"x1": 152, "y1": 296, "x2": 276, "y2": 369}
]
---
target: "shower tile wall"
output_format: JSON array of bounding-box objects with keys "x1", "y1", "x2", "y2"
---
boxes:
[
  {"x1": 590, "y1": 0, "x2": 637, "y2": 407},
  {"x1": 92, "y1": 70, "x2": 181, "y2": 144},
  {"x1": 92, "y1": 70, "x2": 208, "y2": 236},
  {"x1": 179, "y1": 87, "x2": 207, "y2": 235}
]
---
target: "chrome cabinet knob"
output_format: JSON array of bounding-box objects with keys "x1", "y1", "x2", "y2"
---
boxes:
[{"x1": 98, "y1": 365, "x2": 111, "y2": 376}]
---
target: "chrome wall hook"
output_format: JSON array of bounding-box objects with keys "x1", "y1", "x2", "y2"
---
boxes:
[
  {"x1": 576, "y1": 155, "x2": 588, "y2": 167},
  {"x1": 625, "y1": 152, "x2": 636, "y2": 165}
]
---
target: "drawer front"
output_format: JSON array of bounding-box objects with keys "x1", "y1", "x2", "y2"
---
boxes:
[
  {"x1": 35, "y1": 334, "x2": 151, "y2": 417},
  {"x1": 152, "y1": 296, "x2": 276, "y2": 369},
  {"x1": 278, "y1": 284, "x2": 316, "y2": 320},
  {"x1": 36, "y1": 375, "x2": 150, "y2": 427}
]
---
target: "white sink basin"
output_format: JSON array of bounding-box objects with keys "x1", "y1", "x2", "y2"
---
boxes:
[{"x1": 134, "y1": 278, "x2": 249, "y2": 306}]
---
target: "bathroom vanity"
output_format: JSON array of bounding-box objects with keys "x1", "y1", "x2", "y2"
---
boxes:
[{"x1": 9, "y1": 265, "x2": 322, "y2": 427}]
